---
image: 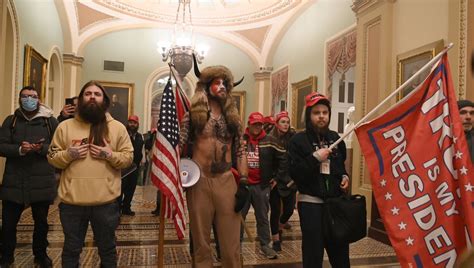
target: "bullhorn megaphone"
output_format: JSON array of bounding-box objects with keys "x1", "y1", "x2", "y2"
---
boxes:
[{"x1": 179, "y1": 158, "x2": 200, "y2": 188}]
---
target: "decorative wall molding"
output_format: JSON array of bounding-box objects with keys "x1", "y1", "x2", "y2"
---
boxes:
[
  {"x1": 458, "y1": 0, "x2": 467, "y2": 98},
  {"x1": 7, "y1": 0, "x2": 19, "y2": 91},
  {"x1": 351, "y1": 0, "x2": 396, "y2": 15},
  {"x1": 253, "y1": 70, "x2": 272, "y2": 81},
  {"x1": 97, "y1": 0, "x2": 299, "y2": 27},
  {"x1": 63, "y1": 53, "x2": 85, "y2": 66}
]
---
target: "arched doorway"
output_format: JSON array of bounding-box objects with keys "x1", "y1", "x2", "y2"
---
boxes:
[
  {"x1": 47, "y1": 49, "x2": 63, "y2": 115},
  {"x1": 149, "y1": 75, "x2": 193, "y2": 130},
  {"x1": 144, "y1": 67, "x2": 196, "y2": 131},
  {"x1": 1, "y1": 2, "x2": 16, "y2": 120}
]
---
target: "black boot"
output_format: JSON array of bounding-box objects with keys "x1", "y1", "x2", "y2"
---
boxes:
[{"x1": 34, "y1": 255, "x2": 52, "y2": 268}]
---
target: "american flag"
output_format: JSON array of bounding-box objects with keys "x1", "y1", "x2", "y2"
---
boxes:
[{"x1": 151, "y1": 79, "x2": 186, "y2": 239}]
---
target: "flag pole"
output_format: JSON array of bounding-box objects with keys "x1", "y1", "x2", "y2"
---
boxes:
[
  {"x1": 158, "y1": 194, "x2": 165, "y2": 268},
  {"x1": 328, "y1": 42, "x2": 454, "y2": 150},
  {"x1": 168, "y1": 63, "x2": 185, "y2": 92}
]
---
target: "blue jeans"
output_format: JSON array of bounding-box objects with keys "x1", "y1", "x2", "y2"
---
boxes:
[{"x1": 59, "y1": 201, "x2": 120, "y2": 268}]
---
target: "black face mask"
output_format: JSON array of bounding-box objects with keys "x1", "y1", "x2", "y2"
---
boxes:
[{"x1": 78, "y1": 101, "x2": 106, "y2": 124}]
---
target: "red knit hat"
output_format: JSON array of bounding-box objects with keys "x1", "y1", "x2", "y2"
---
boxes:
[
  {"x1": 128, "y1": 115, "x2": 139, "y2": 123},
  {"x1": 248, "y1": 112, "x2": 265, "y2": 124},
  {"x1": 275, "y1": 111, "x2": 289, "y2": 123},
  {"x1": 264, "y1": 115, "x2": 275, "y2": 125}
]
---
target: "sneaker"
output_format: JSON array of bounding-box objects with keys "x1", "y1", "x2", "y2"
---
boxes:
[
  {"x1": 34, "y1": 256, "x2": 52, "y2": 268},
  {"x1": 272, "y1": 240, "x2": 282, "y2": 252},
  {"x1": 122, "y1": 209, "x2": 136, "y2": 216},
  {"x1": 0, "y1": 257, "x2": 14, "y2": 268},
  {"x1": 261, "y1": 245, "x2": 277, "y2": 259}
]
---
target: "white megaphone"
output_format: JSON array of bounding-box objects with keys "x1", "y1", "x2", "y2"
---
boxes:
[{"x1": 179, "y1": 158, "x2": 201, "y2": 188}]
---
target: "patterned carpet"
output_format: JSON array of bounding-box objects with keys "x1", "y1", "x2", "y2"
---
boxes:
[{"x1": 7, "y1": 186, "x2": 399, "y2": 267}]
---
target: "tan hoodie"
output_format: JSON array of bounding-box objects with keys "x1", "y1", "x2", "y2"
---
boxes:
[{"x1": 48, "y1": 113, "x2": 133, "y2": 205}]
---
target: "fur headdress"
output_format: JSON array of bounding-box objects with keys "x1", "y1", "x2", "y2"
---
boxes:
[{"x1": 190, "y1": 58, "x2": 244, "y2": 137}]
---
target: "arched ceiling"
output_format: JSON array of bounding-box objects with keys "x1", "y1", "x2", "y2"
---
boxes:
[{"x1": 55, "y1": 0, "x2": 317, "y2": 67}]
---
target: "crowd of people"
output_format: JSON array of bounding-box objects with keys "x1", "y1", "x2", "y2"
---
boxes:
[{"x1": 0, "y1": 64, "x2": 472, "y2": 268}]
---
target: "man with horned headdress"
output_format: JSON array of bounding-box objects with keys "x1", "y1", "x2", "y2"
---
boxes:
[{"x1": 180, "y1": 59, "x2": 249, "y2": 267}]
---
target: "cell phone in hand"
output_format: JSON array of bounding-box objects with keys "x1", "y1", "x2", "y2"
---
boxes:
[
  {"x1": 80, "y1": 138, "x2": 88, "y2": 145},
  {"x1": 65, "y1": 98, "x2": 75, "y2": 106}
]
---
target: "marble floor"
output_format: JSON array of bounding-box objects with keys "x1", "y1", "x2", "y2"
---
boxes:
[{"x1": 7, "y1": 186, "x2": 400, "y2": 267}]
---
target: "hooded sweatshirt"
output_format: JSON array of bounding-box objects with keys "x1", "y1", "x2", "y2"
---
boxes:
[{"x1": 243, "y1": 128, "x2": 266, "y2": 185}]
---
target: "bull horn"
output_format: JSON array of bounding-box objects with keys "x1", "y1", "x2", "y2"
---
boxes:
[
  {"x1": 233, "y1": 76, "x2": 244, "y2": 87},
  {"x1": 193, "y1": 53, "x2": 201, "y2": 78}
]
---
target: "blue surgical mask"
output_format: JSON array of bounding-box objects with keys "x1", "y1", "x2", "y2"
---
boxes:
[{"x1": 21, "y1": 97, "x2": 39, "y2": 111}]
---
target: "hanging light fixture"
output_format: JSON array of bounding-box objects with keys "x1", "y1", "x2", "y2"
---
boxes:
[{"x1": 158, "y1": 0, "x2": 208, "y2": 81}]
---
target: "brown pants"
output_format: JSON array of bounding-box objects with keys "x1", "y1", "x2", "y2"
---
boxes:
[{"x1": 187, "y1": 170, "x2": 241, "y2": 268}]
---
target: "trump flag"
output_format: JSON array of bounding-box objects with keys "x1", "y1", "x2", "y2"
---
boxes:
[{"x1": 355, "y1": 55, "x2": 474, "y2": 267}]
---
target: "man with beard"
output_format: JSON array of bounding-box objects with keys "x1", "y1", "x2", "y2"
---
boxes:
[
  {"x1": 0, "y1": 86, "x2": 58, "y2": 268},
  {"x1": 119, "y1": 115, "x2": 144, "y2": 216},
  {"x1": 288, "y1": 92, "x2": 350, "y2": 268},
  {"x1": 180, "y1": 64, "x2": 248, "y2": 268},
  {"x1": 458, "y1": 99, "x2": 474, "y2": 163},
  {"x1": 47, "y1": 81, "x2": 133, "y2": 267}
]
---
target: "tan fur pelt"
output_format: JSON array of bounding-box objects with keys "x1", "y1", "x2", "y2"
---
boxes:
[{"x1": 190, "y1": 65, "x2": 242, "y2": 136}]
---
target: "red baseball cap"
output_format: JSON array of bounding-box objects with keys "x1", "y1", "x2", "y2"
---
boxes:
[
  {"x1": 305, "y1": 92, "x2": 330, "y2": 108},
  {"x1": 275, "y1": 111, "x2": 289, "y2": 123},
  {"x1": 248, "y1": 112, "x2": 265, "y2": 125},
  {"x1": 128, "y1": 115, "x2": 139, "y2": 123}
]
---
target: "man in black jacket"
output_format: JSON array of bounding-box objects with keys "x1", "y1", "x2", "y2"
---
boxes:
[
  {"x1": 0, "y1": 86, "x2": 58, "y2": 268},
  {"x1": 288, "y1": 92, "x2": 350, "y2": 268},
  {"x1": 120, "y1": 115, "x2": 144, "y2": 216}
]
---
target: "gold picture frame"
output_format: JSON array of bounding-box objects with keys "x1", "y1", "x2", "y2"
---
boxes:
[
  {"x1": 396, "y1": 39, "x2": 444, "y2": 100},
  {"x1": 231, "y1": 91, "x2": 246, "y2": 124},
  {"x1": 98, "y1": 81, "x2": 134, "y2": 125},
  {"x1": 291, "y1": 76, "x2": 317, "y2": 131},
  {"x1": 23, "y1": 44, "x2": 48, "y2": 100}
]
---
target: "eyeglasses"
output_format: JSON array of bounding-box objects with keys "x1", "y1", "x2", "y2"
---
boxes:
[{"x1": 20, "y1": 94, "x2": 39, "y2": 99}]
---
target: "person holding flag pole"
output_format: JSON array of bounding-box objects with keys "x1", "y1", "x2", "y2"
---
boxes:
[{"x1": 322, "y1": 42, "x2": 474, "y2": 267}]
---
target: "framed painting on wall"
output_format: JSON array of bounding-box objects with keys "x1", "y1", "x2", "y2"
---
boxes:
[
  {"x1": 98, "y1": 81, "x2": 134, "y2": 126},
  {"x1": 231, "y1": 91, "x2": 246, "y2": 124},
  {"x1": 396, "y1": 39, "x2": 444, "y2": 100},
  {"x1": 23, "y1": 44, "x2": 48, "y2": 100},
  {"x1": 291, "y1": 76, "x2": 317, "y2": 131}
]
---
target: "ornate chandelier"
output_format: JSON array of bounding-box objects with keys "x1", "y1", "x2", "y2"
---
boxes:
[{"x1": 158, "y1": 0, "x2": 208, "y2": 81}]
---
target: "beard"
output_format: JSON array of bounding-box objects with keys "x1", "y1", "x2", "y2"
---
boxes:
[
  {"x1": 313, "y1": 124, "x2": 329, "y2": 137},
  {"x1": 78, "y1": 101, "x2": 106, "y2": 124},
  {"x1": 208, "y1": 92, "x2": 227, "y2": 107},
  {"x1": 127, "y1": 125, "x2": 138, "y2": 133}
]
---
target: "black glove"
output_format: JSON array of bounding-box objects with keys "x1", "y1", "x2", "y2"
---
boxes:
[{"x1": 234, "y1": 183, "x2": 250, "y2": 212}]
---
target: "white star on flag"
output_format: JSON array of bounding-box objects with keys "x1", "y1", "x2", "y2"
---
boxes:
[
  {"x1": 465, "y1": 183, "x2": 474, "y2": 192},
  {"x1": 453, "y1": 136, "x2": 458, "y2": 143},
  {"x1": 391, "y1": 206, "x2": 400, "y2": 215},
  {"x1": 455, "y1": 150, "x2": 463, "y2": 159},
  {"x1": 398, "y1": 222, "x2": 407, "y2": 230},
  {"x1": 459, "y1": 166, "x2": 468, "y2": 175},
  {"x1": 405, "y1": 236, "x2": 414, "y2": 246},
  {"x1": 385, "y1": 192, "x2": 392, "y2": 200},
  {"x1": 380, "y1": 179, "x2": 387, "y2": 187}
]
